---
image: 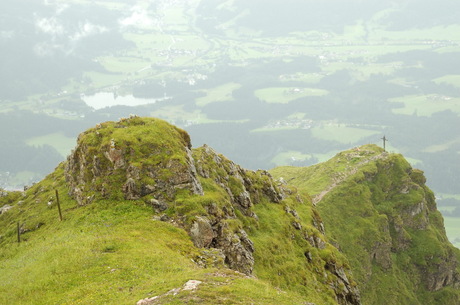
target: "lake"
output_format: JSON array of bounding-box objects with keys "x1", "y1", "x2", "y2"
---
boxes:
[{"x1": 82, "y1": 92, "x2": 168, "y2": 110}]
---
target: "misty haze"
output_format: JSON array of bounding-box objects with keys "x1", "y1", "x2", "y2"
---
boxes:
[{"x1": 1, "y1": 1, "x2": 460, "y2": 304}]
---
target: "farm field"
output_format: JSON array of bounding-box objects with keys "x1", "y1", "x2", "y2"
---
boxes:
[
  {"x1": 26, "y1": 133, "x2": 76, "y2": 158},
  {"x1": 444, "y1": 217, "x2": 460, "y2": 248}
]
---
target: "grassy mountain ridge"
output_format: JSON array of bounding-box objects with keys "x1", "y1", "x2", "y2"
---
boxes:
[
  {"x1": 0, "y1": 117, "x2": 359, "y2": 304},
  {"x1": 1, "y1": 117, "x2": 458, "y2": 304},
  {"x1": 271, "y1": 145, "x2": 460, "y2": 304}
]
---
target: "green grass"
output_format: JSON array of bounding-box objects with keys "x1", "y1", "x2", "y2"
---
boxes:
[
  {"x1": 143, "y1": 271, "x2": 313, "y2": 304},
  {"x1": 0, "y1": 167, "x2": 204, "y2": 304},
  {"x1": 192, "y1": 145, "x2": 358, "y2": 304},
  {"x1": 0, "y1": 155, "x2": 325, "y2": 305},
  {"x1": 250, "y1": 202, "x2": 339, "y2": 304},
  {"x1": 270, "y1": 145, "x2": 460, "y2": 304},
  {"x1": 0, "y1": 205, "x2": 204, "y2": 305},
  {"x1": 4, "y1": 117, "x2": 460, "y2": 304},
  {"x1": 65, "y1": 117, "x2": 193, "y2": 203},
  {"x1": 2, "y1": 183, "x2": 314, "y2": 305},
  {"x1": 0, "y1": 118, "x2": 366, "y2": 304}
]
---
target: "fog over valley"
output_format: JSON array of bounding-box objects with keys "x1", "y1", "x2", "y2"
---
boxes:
[{"x1": 1, "y1": 0, "x2": 460, "y2": 243}]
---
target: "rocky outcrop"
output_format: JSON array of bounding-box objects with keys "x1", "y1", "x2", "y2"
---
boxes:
[
  {"x1": 212, "y1": 225, "x2": 255, "y2": 275},
  {"x1": 61, "y1": 118, "x2": 363, "y2": 304},
  {"x1": 136, "y1": 280, "x2": 202, "y2": 305},
  {"x1": 289, "y1": 205, "x2": 361, "y2": 305},
  {"x1": 0, "y1": 204, "x2": 12, "y2": 215},
  {"x1": 423, "y1": 257, "x2": 460, "y2": 291},
  {"x1": 190, "y1": 216, "x2": 215, "y2": 248},
  {"x1": 377, "y1": 166, "x2": 460, "y2": 292},
  {"x1": 186, "y1": 145, "x2": 290, "y2": 275},
  {"x1": 195, "y1": 144, "x2": 286, "y2": 206},
  {"x1": 187, "y1": 206, "x2": 255, "y2": 275},
  {"x1": 339, "y1": 149, "x2": 460, "y2": 293},
  {"x1": 364, "y1": 156, "x2": 460, "y2": 293},
  {"x1": 326, "y1": 261, "x2": 361, "y2": 305},
  {"x1": 64, "y1": 117, "x2": 203, "y2": 205},
  {"x1": 188, "y1": 145, "x2": 361, "y2": 304}
]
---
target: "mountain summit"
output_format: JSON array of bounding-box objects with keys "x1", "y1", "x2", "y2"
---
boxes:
[
  {"x1": 271, "y1": 144, "x2": 460, "y2": 304},
  {"x1": 0, "y1": 117, "x2": 458, "y2": 304}
]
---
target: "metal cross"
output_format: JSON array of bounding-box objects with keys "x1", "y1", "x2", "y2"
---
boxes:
[{"x1": 381, "y1": 135, "x2": 388, "y2": 152}]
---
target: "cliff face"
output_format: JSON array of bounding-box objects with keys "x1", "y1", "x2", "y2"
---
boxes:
[{"x1": 271, "y1": 145, "x2": 460, "y2": 305}]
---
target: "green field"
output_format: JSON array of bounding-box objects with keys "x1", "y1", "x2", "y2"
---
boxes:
[
  {"x1": 150, "y1": 106, "x2": 248, "y2": 125},
  {"x1": 270, "y1": 151, "x2": 314, "y2": 166},
  {"x1": 278, "y1": 73, "x2": 324, "y2": 84},
  {"x1": 372, "y1": 24, "x2": 460, "y2": 41},
  {"x1": 389, "y1": 95, "x2": 460, "y2": 116},
  {"x1": 26, "y1": 132, "x2": 76, "y2": 158},
  {"x1": 255, "y1": 87, "x2": 328, "y2": 104},
  {"x1": 423, "y1": 138, "x2": 460, "y2": 153},
  {"x1": 434, "y1": 75, "x2": 460, "y2": 88},
  {"x1": 270, "y1": 150, "x2": 344, "y2": 167},
  {"x1": 444, "y1": 217, "x2": 460, "y2": 248},
  {"x1": 98, "y1": 57, "x2": 151, "y2": 74},
  {"x1": 195, "y1": 83, "x2": 241, "y2": 107},
  {"x1": 83, "y1": 71, "x2": 125, "y2": 89},
  {"x1": 311, "y1": 124, "x2": 381, "y2": 144}
]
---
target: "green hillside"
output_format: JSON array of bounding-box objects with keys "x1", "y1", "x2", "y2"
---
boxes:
[
  {"x1": 1, "y1": 117, "x2": 459, "y2": 304},
  {"x1": 271, "y1": 145, "x2": 460, "y2": 304},
  {"x1": 0, "y1": 117, "x2": 359, "y2": 305}
]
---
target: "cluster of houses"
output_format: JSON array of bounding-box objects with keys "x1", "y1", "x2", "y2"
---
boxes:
[{"x1": 260, "y1": 119, "x2": 314, "y2": 130}]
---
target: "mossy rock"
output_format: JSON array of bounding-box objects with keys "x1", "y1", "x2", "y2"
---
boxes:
[{"x1": 64, "y1": 116, "x2": 202, "y2": 205}]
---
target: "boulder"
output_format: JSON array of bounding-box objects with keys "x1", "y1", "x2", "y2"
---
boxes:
[
  {"x1": 0, "y1": 205, "x2": 12, "y2": 215},
  {"x1": 190, "y1": 217, "x2": 215, "y2": 248}
]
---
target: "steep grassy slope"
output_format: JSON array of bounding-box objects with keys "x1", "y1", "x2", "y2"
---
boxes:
[
  {"x1": 0, "y1": 181, "x2": 311, "y2": 304},
  {"x1": 6, "y1": 118, "x2": 456, "y2": 304},
  {"x1": 190, "y1": 145, "x2": 360, "y2": 304},
  {"x1": 0, "y1": 117, "x2": 360, "y2": 305},
  {"x1": 271, "y1": 145, "x2": 460, "y2": 304}
]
